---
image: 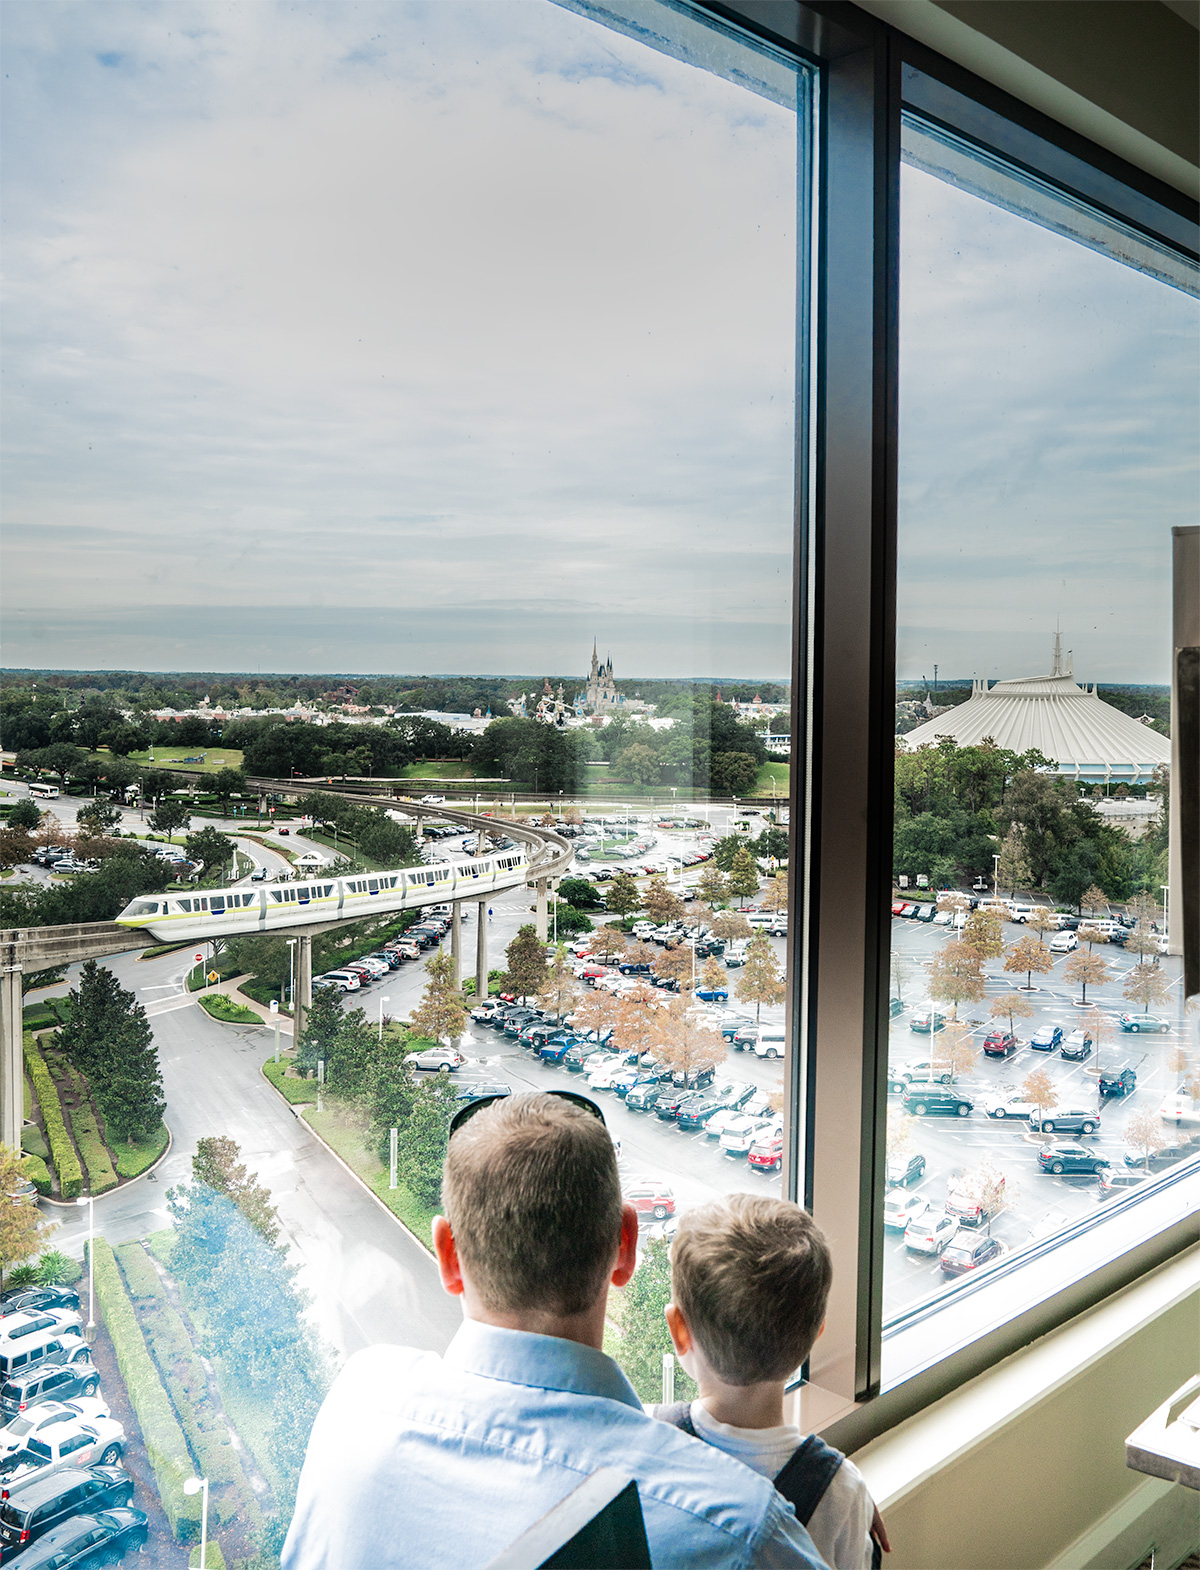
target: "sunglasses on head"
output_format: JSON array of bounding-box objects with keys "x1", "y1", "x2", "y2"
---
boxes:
[{"x1": 448, "y1": 1089, "x2": 606, "y2": 1139}]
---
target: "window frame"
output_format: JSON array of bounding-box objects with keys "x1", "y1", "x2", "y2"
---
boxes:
[{"x1": 687, "y1": 0, "x2": 1199, "y2": 1440}]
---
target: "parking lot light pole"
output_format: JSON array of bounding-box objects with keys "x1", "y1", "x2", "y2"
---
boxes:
[
  {"x1": 287, "y1": 938, "x2": 297, "y2": 1011},
  {"x1": 74, "y1": 1196, "x2": 95, "y2": 1331},
  {"x1": 183, "y1": 1477, "x2": 209, "y2": 1568}
]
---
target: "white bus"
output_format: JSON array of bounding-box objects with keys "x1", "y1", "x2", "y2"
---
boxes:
[{"x1": 28, "y1": 782, "x2": 60, "y2": 799}]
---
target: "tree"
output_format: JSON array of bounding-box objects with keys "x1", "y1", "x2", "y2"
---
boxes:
[
  {"x1": 996, "y1": 826, "x2": 1032, "y2": 897},
  {"x1": 539, "y1": 946, "x2": 581, "y2": 1023},
  {"x1": 696, "y1": 864, "x2": 731, "y2": 907},
  {"x1": 727, "y1": 846, "x2": 760, "y2": 901},
  {"x1": 295, "y1": 983, "x2": 345, "y2": 1077},
  {"x1": 1064, "y1": 950, "x2": 1109, "y2": 1006},
  {"x1": 1080, "y1": 885, "x2": 1109, "y2": 920},
  {"x1": 592, "y1": 924, "x2": 628, "y2": 963},
  {"x1": 409, "y1": 951, "x2": 469, "y2": 1045},
  {"x1": 699, "y1": 956, "x2": 728, "y2": 994},
  {"x1": 557, "y1": 877, "x2": 602, "y2": 911},
  {"x1": 504, "y1": 925, "x2": 548, "y2": 1003},
  {"x1": 951, "y1": 1159, "x2": 1010, "y2": 1235},
  {"x1": 1025, "y1": 907, "x2": 1057, "y2": 945},
  {"x1": 654, "y1": 945, "x2": 695, "y2": 993},
  {"x1": 1124, "y1": 892, "x2": 1161, "y2": 965},
  {"x1": 1021, "y1": 1066, "x2": 1059, "y2": 1134},
  {"x1": 184, "y1": 826, "x2": 236, "y2": 878},
  {"x1": 887, "y1": 1110, "x2": 916, "y2": 1160},
  {"x1": 1077, "y1": 923, "x2": 1107, "y2": 952},
  {"x1": 398, "y1": 1078, "x2": 459, "y2": 1208},
  {"x1": 617, "y1": 1237, "x2": 696, "y2": 1405},
  {"x1": 149, "y1": 797, "x2": 191, "y2": 836},
  {"x1": 710, "y1": 834, "x2": 743, "y2": 872},
  {"x1": 210, "y1": 766, "x2": 247, "y2": 807},
  {"x1": 961, "y1": 910, "x2": 1004, "y2": 964},
  {"x1": 76, "y1": 799, "x2": 121, "y2": 837},
  {"x1": 990, "y1": 991, "x2": 1035, "y2": 1037},
  {"x1": 191, "y1": 1136, "x2": 280, "y2": 1246},
  {"x1": 605, "y1": 872, "x2": 642, "y2": 920},
  {"x1": 930, "y1": 1022, "x2": 979, "y2": 1081},
  {"x1": 0, "y1": 1146, "x2": 53, "y2": 1289},
  {"x1": 736, "y1": 932, "x2": 785, "y2": 1022},
  {"x1": 1124, "y1": 1109, "x2": 1169, "y2": 1171},
  {"x1": 710, "y1": 910, "x2": 751, "y2": 946},
  {"x1": 0, "y1": 829, "x2": 35, "y2": 870},
  {"x1": 643, "y1": 879, "x2": 684, "y2": 926},
  {"x1": 56, "y1": 961, "x2": 164, "y2": 1144},
  {"x1": 890, "y1": 953, "x2": 911, "y2": 1004},
  {"x1": 927, "y1": 939, "x2": 986, "y2": 1018},
  {"x1": 760, "y1": 877, "x2": 788, "y2": 914},
  {"x1": 1123, "y1": 962, "x2": 1171, "y2": 1015},
  {"x1": 1080, "y1": 1005, "x2": 1114, "y2": 1086},
  {"x1": 654, "y1": 1001, "x2": 724, "y2": 1087},
  {"x1": 9, "y1": 798, "x2": 41, "y2": 830},
  {"x1": 1004, "y1": 935, "x2": 1054, "y2": 991},
  {"x1": 325, "y1": 1006, "x2": 379, "y2": 1096}
]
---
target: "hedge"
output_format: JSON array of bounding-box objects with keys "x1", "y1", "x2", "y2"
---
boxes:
[
  {"x1": 91, "y1": 1238, "x2": 200, "y2": 1543},
  {"x1": 20, "y1": 1153, "x2": 51, "y2": 1196},
  {"x1": 23, "y1": 1035, "x2": 82, "y2": 1199},
  {"x1": 114, "y1": 1245, "x2": 264, "y2": 1540},
  {"x1": 61, "y1": 1063, "x2": 117, "y2": 1195}
]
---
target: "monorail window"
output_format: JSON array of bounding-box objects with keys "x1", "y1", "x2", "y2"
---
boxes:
[
  {"x1": 367, "y1": 880, "x2": 378, "y2": 894},
  {"x1": 270, "y1": 892, "x2": 284, "y2": 903}
]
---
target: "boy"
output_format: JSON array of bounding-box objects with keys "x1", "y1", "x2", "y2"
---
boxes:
[{"x1": 655, "y1": 1193, "x2": 888, "y2": 1570}]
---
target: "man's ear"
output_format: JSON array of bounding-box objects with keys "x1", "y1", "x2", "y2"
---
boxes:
[
  {"x1": 816, "y1": 1318, "x2": 825, "y2": 1340},
  {"x1": 664, "y1": 1302, "x2": 692, "y2": 1357},
  {"x1": 611, "y1": 1202, "x2": 640, "y2": 1288},
  {"x1": 433, "y1": 1215, "x2": 465, "y2": 1297}
]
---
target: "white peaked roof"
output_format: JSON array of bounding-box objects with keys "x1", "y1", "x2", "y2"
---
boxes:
[{"x1": 899, "y1": 635, "x2": 1170, "y2": 776}]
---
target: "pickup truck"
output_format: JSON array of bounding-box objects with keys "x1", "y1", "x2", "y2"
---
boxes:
[{"x1": 0, "y1": 1414, "x2": 125, "y2": 1485}]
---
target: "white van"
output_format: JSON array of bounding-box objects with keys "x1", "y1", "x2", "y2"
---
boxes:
[
  {"x1": 0, "y1": 1313, "x2": 84, "y2": 1383},
  {"x1": 752, "y1": 1029, "x2": 787, "y2": 1060}
]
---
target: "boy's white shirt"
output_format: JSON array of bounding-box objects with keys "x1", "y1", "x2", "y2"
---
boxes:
[{"x1": 690, "y1": 1401, "x2": 876, "y2": 1570}]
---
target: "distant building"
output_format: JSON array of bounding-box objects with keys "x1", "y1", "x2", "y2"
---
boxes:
[
  {"x1": 583, "y1": 643, "x2": 623, "y2": 712},
  {"x1": 897, "y1": 634, "x2": 1170, "y2": 786}
]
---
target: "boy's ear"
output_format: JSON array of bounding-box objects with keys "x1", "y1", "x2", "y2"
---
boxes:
[
  {"x1": 816, "y1": 1318, "x2": 826, "y2": 1340},
  {"x1": 665, "y1": 1302, "x2": 692, "y2": 1356}
]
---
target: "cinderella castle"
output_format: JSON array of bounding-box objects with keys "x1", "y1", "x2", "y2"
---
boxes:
[{"x1": 582, "y1": 642, "x2": 622, "y2": 713}]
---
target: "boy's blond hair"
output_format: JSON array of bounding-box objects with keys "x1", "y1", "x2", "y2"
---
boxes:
[{"x1": 670, "y1": 1194, "x2": 832, "y2": 1385}]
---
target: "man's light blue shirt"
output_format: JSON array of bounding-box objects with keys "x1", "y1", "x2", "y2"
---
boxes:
[{"x1": 283, "y1": 1319, "x2": 829, "y2": 1569}]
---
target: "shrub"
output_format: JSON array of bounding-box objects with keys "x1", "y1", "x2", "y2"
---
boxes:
[
  {"x1": 20, "y1": 1154, "x2": 51, "y2": 1196},
  {"x1": 199, "y1": 994, "x2": 261, "y2": 1025},
  {"x1": 4, "y1": 1264, "x2": 38, "y2": 1290},
  {"x1": 37, "y1": 1250, "x2": 82, "y2": 1287},
  {"x1": 59, "y1": 1065, "x2": 118, "y2": 1195},
  {"x1": 23, "y1": 1035, "x2": 82, "y2": 1199},
  {"x1": 92, "y1": 1238, "x2": 200, "y2": 1542}
]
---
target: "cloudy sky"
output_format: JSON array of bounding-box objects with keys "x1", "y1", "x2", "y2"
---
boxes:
[{"x1": 2, "y1": 1, "x2": 1195, "y2": 683}]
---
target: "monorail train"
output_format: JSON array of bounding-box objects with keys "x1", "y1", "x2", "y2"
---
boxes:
[{"x1": 114, "y1": 849, "x2": 530, "y2": 943}]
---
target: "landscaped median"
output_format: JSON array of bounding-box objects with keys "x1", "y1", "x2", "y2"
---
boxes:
[
  {"x1": 23, "y1": 1033, "x2": 82, "y2": 1198},
  {"x1": 198, "y1": 991, "x2": 262, "y2": 1025},
  {"x1": 91, "y1": 1237, "x2": 201, "y2": 1544}
]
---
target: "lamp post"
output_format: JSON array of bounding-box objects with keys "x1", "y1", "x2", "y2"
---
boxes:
[
  {"x1": 183, "y1": 1477, "x2": 209, "y2": 1568},
  {"x1": 287, "y1": 938, "x2": 297, "y2": 1012},
  {"x1": 74, "y1": 1196, "x2": 95, "y2": 1333},
  {"x1": 378, "y1": 995, "x2": 391, "y2": 1041},
  {"x1": 993, "y1": 853, "x2": 1001, "y2": 899},
  {"x1": 1161, "y1": 883, "x2": 1170, "y2": 956}
]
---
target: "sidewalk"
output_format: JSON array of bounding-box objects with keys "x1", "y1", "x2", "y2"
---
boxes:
[{"x1": 177, "y1": 973, "x2": 295, "y2": 1036}]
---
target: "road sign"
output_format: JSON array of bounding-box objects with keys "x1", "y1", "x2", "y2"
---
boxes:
[
  {"x1": 194, "y1": 953, "x2": 203, "y2": 964},
  {"x1": 207, "y1": 971, "x2": 219, "y2": 984}
]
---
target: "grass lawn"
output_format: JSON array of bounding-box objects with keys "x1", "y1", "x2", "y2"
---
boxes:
[
  {"x1": 303, "y1": 1100, "x2": 438, "y2": 1250},
  {"x1": 113, "y1": 1122, "x2": 169, "y2": 1178},
  {"x1": 393, "y1": 761, "x2": 477, "y2": 779},
  {"x1": 199, "y1": 993, "x2": 262, "y2": 1025},
  {"x1": 261, "y1": 1055, "x2": 315, "y2": 1104},
  {"x1": 122, "y1": 747, "x2": 245, "y2": 773},
  {"x1": 754, "y1": 760, "x2": 790, "y2": 797}
]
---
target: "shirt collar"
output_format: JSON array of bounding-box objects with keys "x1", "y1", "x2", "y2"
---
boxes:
[{"x1": 444, "y1": 1319, "x2": 643, "y2": 1412}]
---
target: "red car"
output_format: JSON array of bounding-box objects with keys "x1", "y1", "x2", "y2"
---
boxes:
[
  {"x1": 748, "y1": 1133, "x2": 784, "y2": 1173},
  {"x1": 623, "y1": 1181, "x2": 676, "y2": 1222},
  {"x1": 277, "y1": 827, "x2": 291, "y2": 835},
  {"x1": 982, "y1": 1031, "x2": 1017, "y2": 1058}
]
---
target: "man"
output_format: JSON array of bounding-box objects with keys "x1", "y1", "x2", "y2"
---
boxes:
[{"x1": 283, "y1": 1092, "x2": 828, "y2": 1569}]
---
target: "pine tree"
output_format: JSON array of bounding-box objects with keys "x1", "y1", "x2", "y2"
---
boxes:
[
  {"x1": 605, "y1": 873, "x2": 642, "y2": 920},
  {"x1": 504, "y1": 924, "x2": 548, "y2": 1002},
  {"x1": 727, "y1": 846, "x2": 761, "y2": 900},
  {"x1": 295, "y1": 983, "x2": 345, "y2": 1077},
  {"x1": 58, "y1": 962, "x2": 164, "y2": 1144},
  {"x1": 57, "y1": 960, "x2": 128, "y2": 1080},
  {"x1": 192, "y1": 1136, "x2": 280, "y2": 1246}
]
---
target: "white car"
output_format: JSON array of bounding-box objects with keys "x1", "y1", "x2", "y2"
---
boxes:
[
  {"x1": 0, "y1": 1398, "x2": 111, "y2": 1460},
  {"x1": 883, "y1": 1191, "x2": 930, "y2": 1231},
  {"x1": 404, "y1": 1047, "x2": 465, "y2": 1073},
  {"x1": 983, "y1": 1095, "x2": 1038, "y2": 1121},
  {"x1": 719, "y1": 1117, "x2": 781, "y2": 1156},
  {"x1": 319, "y1": 971, "x2": 361, "y2": 992},
  {"x1": 0, "y1": 1413, "x2": 125, "y2": 1483},
  {"x1": 587, "y1": 1058, "x2": 635, "y2": 1091},
  {"x1": 1049, "y1": 931, "x2": 1078, "y2": 952},
  {"x1": 420, "y1": 794, "x2": 446, "y2": 804},
  {"x1": 904, "y1": 1210, "x2": 959, "y2": 1255},
  {"x1": 1160, "y1": 1094, "x2": 1200, "y2": 1126}
]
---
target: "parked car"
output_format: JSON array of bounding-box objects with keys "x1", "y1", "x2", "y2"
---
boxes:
[
  {"x1": 1159, "y1": 1093, "x2": 1200, "y2": 1126},
  {"x1": 1119, "y1": 1014, "x2": 1170, "y2": 1034},
  {"x1": 0, "y1": 1412, "x2": 125, "y2": 1484},
  {"x1": 404, "y1": 1047, "x2": 464, "y2": 1073},
  {"x1": 982, "y1": 1030, "x2": 1018, "y2": 1059},
  {"x1": 747, "y1": 1132, "x2": 784, "y2": 1173},
  {"x1": 1038, "y1": 1144, "x2": 1110, "y2": 1176},
  {"x1": 470, "y1": 1001, "x2": 501, "y2": 1024},
  {"x1": 318, "y1": 971, "x2": 361, "y2": 992},
  {"x1": 677, "y1": 1083, "x2": 754, "y2": 1131},
  {"x1": 883, "y1": 1190, "x2": 930, "y2": 1231},
  {"x1": 0, "y1": 1400, "x2": 111, "y2": 1462},
  {"x1": 624, "y1": 1081, "x2": 664, "y2": 1113},
  {"x1": 1029, "y1": 1024, "x2": 1063, "y2": 1052},
  {"x1": 904, "y1": 1210, "x2": 959, "y2": 1255},
  {"x1": 537, "y1": 1036, "x2": 579, "y2": 1065},
  {"x1": 0, "y1": 1353, "x2": 98, "y2": 1421},
  {"x1": 885, "y1": 1152, "x2": 927, "y2": 1187},
  {"x1": 1097, "y1": 1170, "x2": 1149, "y2": 1199},
  {"x1": 623, "y1": 1181, "x2": 675, "y2": 1221},
  {"x1": 720, "y1": 1117, "x2": 782, "y2": 1157},
  {"x1": 939, "y1": 1235, "x2": 1005, "y2": 1275},
  {"x1": 694, "y1": 985, "x2": 729, "y2": 1003},
  {"x1": 719, "y1": 1016, "x2": 754, "y2": 1042},
  {"x1": 947, "y1": 1180, "x2": 1005, "y2": 1228},
  {"x1": 891, "y1": 1059, "x2": 955, "y2": 1088},
  {"x1": 1035, "y1": 1107, "x2": 1101, "y2": 1135},
  {"x1": 0, "y1": 1315, "x2": 85, "y2": 1385},
  {"x1": 1100, "y1": 1064, "x2": 1138, "y2": 1097},
  {"x1": 0, "y1": 1288, "x2": 80, "y2": 1321},
  {"x1": 1049, "y1": 931, "x2": 1078, "y2": 952},
  {"x1": 909, "y1": 1011, "x2": 946, "y2": 1034},
  {"x1": 452, "y1": 1080, "x2": 510, "y2": 1105},
  {"x1": 1060, "y1": 1031, "x2": 1094, "y2": 1062},
  {"x1": 983, "y1": 1095, "x2": 1038, "y2": 1121},
  {"x1": 902, "y1": 1087, "x2": 973, "y2": 1118},
  {"x1": 1123, "y1": 1135, "x2": 1199, "y2": 1171},
  {"x1": 0, "y1": 1467, "x2": 135, "y2": 1557}
]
